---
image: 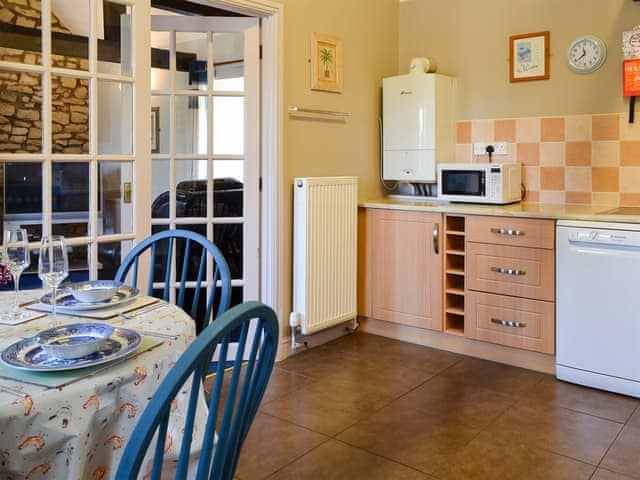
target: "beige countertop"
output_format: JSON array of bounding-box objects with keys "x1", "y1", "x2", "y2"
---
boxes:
[{"x1": 360, "y1": 197, "x2": 640, "y2": 224}]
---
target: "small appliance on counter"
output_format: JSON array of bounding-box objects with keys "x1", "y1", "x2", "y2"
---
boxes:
[{"x1": 437, "y1": 162, "x2": 522, "y2": 204}]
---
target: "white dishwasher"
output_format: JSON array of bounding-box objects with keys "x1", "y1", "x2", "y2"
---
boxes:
[{"x1": 557, "y1": 219, "x2": 640, "y2": 398}]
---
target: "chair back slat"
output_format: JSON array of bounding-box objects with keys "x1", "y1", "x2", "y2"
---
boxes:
[
  {"x1": 175, "y1": 360, "x2": 207, "y2": 480},
  {"x1": 114, "y1": 229, "x2": 232, "y2": 334},
  {"x1": 152, "y1": 414, "x2": 170, "y2": 480},
  {"x1": 116, "y1": 302, "x2": 278, "y2": 480},
  {"x1": 195, "y1": 336, "x2": 230, "y2": 479},
  {"x1": 147, "y1": 242, "x2": 157, "y2": 296},
  {"x1": 191, "y1": 252, "x2": 207, "y2": 320},
  {"x1": 162, "y1": 237, "x2": 175, "y2": 301},
  {"x1": 177, "y1": 238, "x2": 192, "y2": 307}
]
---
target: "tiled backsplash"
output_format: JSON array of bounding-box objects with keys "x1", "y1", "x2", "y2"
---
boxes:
[{"x1": 455, "y1": 113, "x2": 640, "y2": 205}]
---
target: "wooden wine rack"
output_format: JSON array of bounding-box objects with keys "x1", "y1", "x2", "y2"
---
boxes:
[{"x1": 444, "y1": 215, "x2": 465, "y2": 335}]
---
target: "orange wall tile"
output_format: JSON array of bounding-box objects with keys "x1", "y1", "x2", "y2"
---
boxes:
[
  {"x1": 540, "y1": 167, "x2": 565, "y2": 190},
  {"x1": 592, "y1": 115, "x2": 620, "y2": 141},
  {"x1": 456, "y1": 121, "x2": 471, "y2": 144},
  {"x1": 540, "y1": 118, "x2": 565, "y2": 142},
  {"x1": 565, "y1": 142, "x2": 591, "y2": 166},
  {"x1": 620, "y1": 141, "x2": 640, "y2": 166},
  {"x1": 494, "y1": 119, "x2": 516, "y2": 142},
  {"x1": 592, "y1": 167, "x2": 620, "y2": 192}
]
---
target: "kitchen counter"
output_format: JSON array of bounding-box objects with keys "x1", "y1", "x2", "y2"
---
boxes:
[{"x1": 360, "y1": 197, "x2": 640, "y2": 224}]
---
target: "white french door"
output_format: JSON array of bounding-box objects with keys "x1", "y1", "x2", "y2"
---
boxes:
[
  {"x1": 0, "y1": 0, "x2": 148, "y2": 287},
  {"x1": 149, "y1": 15, "x2": 260, "y2": 312}
]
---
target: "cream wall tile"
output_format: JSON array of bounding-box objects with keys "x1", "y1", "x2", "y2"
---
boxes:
[
  {"x1": 591, "y1": 141, "x2": 620, "y2": 166},
  {"x1": 619, "y1": 167, "x2": 640, "y2": 193},
  {"x1": 539, "y1": 191, "x2": 565, "y2": 204},
  {"x1": 471, "y1": 120, "x2": 492, "y2": 143},
  {"x1": 565, "y1": 166, "x2": 591, "y2": 192},
  {"x1": 620, "y1": 114, "x2": 640, "y2": 141},
  {"x1": 591, "y1": 192, "x2": 620, "y2": 206},
  {"x1": 455, "y1": 144, "x2": 473, "y2": 163},
  {"x1": 539, "y1": 142, "x2": 565, "y2": 166},
  {"x1": 565, "y1": 115, "x2": 591, "y2": 141},
  {"x1": 516, "y1": 118, "x2": 540, "y2": 142},
  {"x1": 523, "y1": 166, "x2": 539, "y2": 191}
]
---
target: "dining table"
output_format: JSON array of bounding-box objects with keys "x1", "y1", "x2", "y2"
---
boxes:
[{"x1": 0, "y1": 288, "x2": 204, "y2": 480}]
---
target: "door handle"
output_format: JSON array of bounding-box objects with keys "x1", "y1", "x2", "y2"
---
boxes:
[
  {"x1": 433, "y1": 222, "x2": 439, "y2": 254},
  {"x1": 491, "y1": 318, "x2": 526, "y2": 328},
  {"x1": 490, "y1": 227, "x2": 525, "y2": 237},
  {"x1": 490, "y1": 266, "x2": 526, "y2": 276}
]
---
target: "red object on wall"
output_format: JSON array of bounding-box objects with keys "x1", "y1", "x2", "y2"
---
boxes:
[{"x1": 623, "y1": 59, "x2": 640, "y2": 97}]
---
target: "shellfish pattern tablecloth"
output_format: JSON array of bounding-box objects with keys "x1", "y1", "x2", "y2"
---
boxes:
[{"x1": 0, "y1": 290, "x2": 204, "y2": 480}]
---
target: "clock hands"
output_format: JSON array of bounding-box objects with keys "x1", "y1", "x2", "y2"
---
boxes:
[{"x1": 576, "y1": 46, "x2": 587, "y2": 62}]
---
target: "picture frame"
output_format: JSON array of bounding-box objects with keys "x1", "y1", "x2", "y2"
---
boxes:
[
  {"x1": 311, "y1": 32, "x2": 343, "y2": 93},
  {"x1": 151, "y1": 107, "x2": 160, "y2": 153},
  {"x1": 509, "y1": 31, "x2": 550, "y2": 82}
]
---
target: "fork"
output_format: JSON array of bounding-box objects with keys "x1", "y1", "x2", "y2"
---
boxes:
[{"x1": 117, "y1": 302, "x2": 165, "y2": 321}]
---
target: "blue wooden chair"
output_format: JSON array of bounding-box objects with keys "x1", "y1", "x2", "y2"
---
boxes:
[
  {"x1": 115, "y1": 229, "x2": 232, "y2": 333},
  {"x1": 116, "y1": 301, "x2": 279, "y2": 480}
]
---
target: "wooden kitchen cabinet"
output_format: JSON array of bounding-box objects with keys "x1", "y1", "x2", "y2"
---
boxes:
[
  {"x1": 364, "y1": 208, "x2": 443, "y2": 331},
  {"x1": 465, "y1": 215, "x2": 556, "y2": 354}
]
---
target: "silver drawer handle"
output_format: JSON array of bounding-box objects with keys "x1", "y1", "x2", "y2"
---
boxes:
[
  {"x1": 490, "y1": 266, "x2": 526, "y2": 276},
  {"x1": 491, "y1": 227, "x2": 526, "y2": 237},
  {"x1": 491, "y1": 318, "x2": 527, "y2": 328}
]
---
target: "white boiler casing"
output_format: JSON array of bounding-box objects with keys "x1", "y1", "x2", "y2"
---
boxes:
[{"x1": 382, "y1": 73, "x2": 454, "y2": 182}]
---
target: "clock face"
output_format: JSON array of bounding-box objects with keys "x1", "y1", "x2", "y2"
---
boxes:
[{"x1": 568, "y1": 36, "x2": 607, "y2": 73}]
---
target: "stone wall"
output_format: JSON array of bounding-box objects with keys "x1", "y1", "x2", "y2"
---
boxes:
[{"x1": 0, "y1": 0, "x2": 89, "y2": 154}]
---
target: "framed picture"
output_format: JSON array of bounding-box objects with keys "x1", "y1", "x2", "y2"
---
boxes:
[
  {"x1": 151, "y1": 107, "x2": 160, "y2": 153},
  {"x1": 311, "y1": 32, "x2": 343, "y2": 93},
  {"x1": 509, "y1": 31, "x2": 550, "y2": 82}
]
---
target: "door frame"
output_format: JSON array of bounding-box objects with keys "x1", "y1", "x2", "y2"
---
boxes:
[{"x1": 191, "y1": 0, "x2": 285, "y2": 352}]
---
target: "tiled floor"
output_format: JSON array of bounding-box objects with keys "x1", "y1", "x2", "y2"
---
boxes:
[{"x1": 235, "y1": 332, "x2": 640, "y2": 480}]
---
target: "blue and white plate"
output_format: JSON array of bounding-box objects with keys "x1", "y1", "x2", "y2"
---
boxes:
[
  {"x1": 39, "y1": 284, "x2": 140, "y2": 311},
  {"x1": 1, "y1": 324, "x2": 142, "y2": 371}
]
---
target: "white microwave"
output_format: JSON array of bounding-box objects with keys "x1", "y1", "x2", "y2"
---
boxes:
[{"x1": 437, "y1": 163, "x2": 522, "y2": 204}]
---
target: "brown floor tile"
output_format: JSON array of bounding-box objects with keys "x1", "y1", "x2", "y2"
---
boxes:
[
  {"x1": 336, "y1": 405, "x2": 479, "y2": 475},
  {"x1": 600, "y1": 425, "x2": 640, "y2": 478},
  {"x1": 268, "y1": 439, "x2": 430, "y2": 480},
  {"x1": 439, "y1": 357, "x2": 546, "y2": 396},
  {"x1": 260, "y1": 378, "x2": 393, "y2": 436},
  {"x1": 626, "y1": 407, "x2": 640, "y2": 428},
  {"x1": 327, "y1": 333, "x2": 463, "y2": 374},
  {"x1": 261, "y1": 368, "x2": 315, "y2": 404},
  {"x1": 235, "y1": 413, "x2": 328, "y2": 480},
  {"x1": 431, "y1": 436, "x2": 595, "y2": 480},
  {"x1": 476, "y1": 403, "x2": 622, "y2": 465},
  {"x1": 592, "y1": 469, "x2": 638, "y2": 480},
  {"x1": 390, "y1": 375, "x2": 517, "y2": 429},
  {"x1": 276, "y1": 345, "x2": 357, "y2": 380},
  {"x1": 519, "y1": 376, "x2": 639, "y2": 423}
]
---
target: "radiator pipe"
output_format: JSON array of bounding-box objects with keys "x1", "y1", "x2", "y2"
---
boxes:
[{"x1": 289, "y1": 312, "x2": 305, "y2": 350}]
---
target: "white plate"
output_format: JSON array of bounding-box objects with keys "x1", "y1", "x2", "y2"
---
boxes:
[
  {"x1": 39, "y1": 284, "x2": 140, "y2": 311},
  {"x1": 1, "y1": 325, "x2": 142, "y2": 371}
]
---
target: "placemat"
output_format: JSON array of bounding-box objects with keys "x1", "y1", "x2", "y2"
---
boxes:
[
  {"x1": 0, "y1": 311, "x2": 47, "y2": 326},
  {"x1": 27, "y1": 295, "x2": 159, "y2": 320},
  {"x1": 0, "y1": 336, "x2": 163, "y2": 389}
]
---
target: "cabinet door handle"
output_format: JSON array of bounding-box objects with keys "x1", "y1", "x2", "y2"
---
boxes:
[
  {"x1": 490, "y1": 266, "x2": 526, "y2": 276},
  {"x1": 491, "y1": 318, "x2": 527, "y2": 328},
  {"x1": 433, "y1": 222, "x2": 439, "y2": 254},
  {"x1": 490, "y1": 227, "x2": 526, "y2": 237}
]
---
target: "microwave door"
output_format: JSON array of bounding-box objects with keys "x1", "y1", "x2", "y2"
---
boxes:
[{"x1": 441, "y1": 170, "x2": 485, "y2": 196}]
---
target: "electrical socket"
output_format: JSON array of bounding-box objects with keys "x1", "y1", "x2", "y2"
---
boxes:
[{"x1": 473, "y1": 142, "x2": 507, "y2": 156}]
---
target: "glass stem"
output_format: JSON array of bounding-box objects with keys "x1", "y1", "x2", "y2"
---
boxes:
[
  {"x1": 12, "y1": 271, "x2": 21, "y2": 317},
  {"x1": 51, "y1": 286, "x2": 57, "y2": 325}
]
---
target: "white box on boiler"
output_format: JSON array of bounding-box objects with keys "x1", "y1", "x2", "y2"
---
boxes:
[{"x1": 382, "y1": 73, "x2": 454, "y2": 182}]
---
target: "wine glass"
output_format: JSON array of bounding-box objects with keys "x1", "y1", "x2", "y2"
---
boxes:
[
  {"x1": 3, "y1": 228, "x2": 31, "y2": 320},
  {"x1": 38, "y1": 235, "x2": 69, "y2": 326}
]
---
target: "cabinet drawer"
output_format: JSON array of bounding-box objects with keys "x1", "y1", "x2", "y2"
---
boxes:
[
  {"x1": 465, "y1": 291, "x2": 554, "y2": 354},
  {"x1": 466, "y1": 216, "x2": 555, "y2": 249},
  {"x1": 466, "y1": 242, "x2": 554, "y2": 301}
]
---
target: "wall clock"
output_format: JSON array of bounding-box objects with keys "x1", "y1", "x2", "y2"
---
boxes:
[{"x1": 567, "y1": 35, "x2": 607, "y2": 74}]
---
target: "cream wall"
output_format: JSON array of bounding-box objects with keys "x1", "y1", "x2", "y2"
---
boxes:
[
  {"x1": 278, "y1": 0, "x2": 398, "y2": 327},
  {"x1": 399, "y1": 0, "x2": 638, "y2": 120}
]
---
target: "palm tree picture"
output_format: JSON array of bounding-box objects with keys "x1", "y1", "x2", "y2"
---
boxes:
[{"x1": 319, "y1": 47, "x2": 334, "y2": 78}]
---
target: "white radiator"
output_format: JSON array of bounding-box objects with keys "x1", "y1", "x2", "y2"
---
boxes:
[{"x1": 293, "y1": 176, "x2": 358, "y2": 335}]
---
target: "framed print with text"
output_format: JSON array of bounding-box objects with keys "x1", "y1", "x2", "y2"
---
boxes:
[{"x1": 510, "y1": 31, "x2": 550, "y2": 82}]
